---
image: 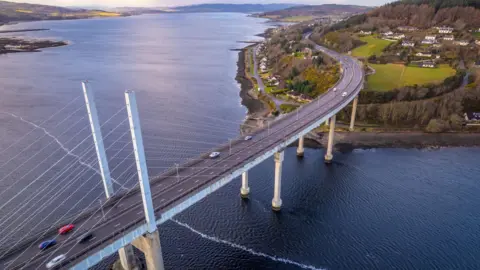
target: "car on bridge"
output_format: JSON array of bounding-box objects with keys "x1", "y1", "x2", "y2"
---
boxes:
[
  {"x1": 333, "y1": 87, "x2": 337, "y2": 92},
  {"x1": 342, "y1": 92, "x2": 348, "y2": 97},
  {"x1": 46, "y1": 254, "x2": 66, "y2": 269},
  {"x1": 77, "y1": 232, "x2": 94, "y2": 244},
  {"x1": 244, "y1": 136, "x2": 253, "y2": 141},
  {"x1": 59, "y1": 224, "x2": 75, "y2": 235},
  {"x1": 38, "y1": 239, "x2": 56, "y2": 250},
  {"x1": 209, "y1": 152, "x2": 220, "y2": 158}
]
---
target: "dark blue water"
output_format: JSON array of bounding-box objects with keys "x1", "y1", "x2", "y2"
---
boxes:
[{"x1": 1, "y1": 14, "x2": 480, "y2": 270}]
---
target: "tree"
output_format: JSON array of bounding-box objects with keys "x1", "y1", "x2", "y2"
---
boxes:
[{"x1": 425, "y1": 119, "x2": 450, "y2": 132}]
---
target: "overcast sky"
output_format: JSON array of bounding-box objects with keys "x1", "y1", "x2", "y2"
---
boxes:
[{"x1": 8, "y1": 0, "x2": 392, "y2": 8}]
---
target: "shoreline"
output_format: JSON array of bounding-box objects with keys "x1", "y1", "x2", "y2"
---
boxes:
[
  {"x1": 298, "y1": 131, "x2": 480, "y2": 151},
  {"x1": 235, "y1": 45, "x2": 272, "y2": 134}
]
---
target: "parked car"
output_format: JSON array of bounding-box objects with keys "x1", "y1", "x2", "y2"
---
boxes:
[
  {"x1": 342, "y1": 92, "x2": 348, "y2": 97},
  {"x1": 46, "y1": 254, "x2": 66, "y2": 269},
  {"x1": 209, "y1": 152, "x2": 220, "y2": 158},
  {"x1": 59, "y1": 224, "x2": 75, "y2": 235},
  {"x1": 244, "y1": 136, "x2": 253, "y2": 141},
  {"x1": 38, "y1": 239, "x2": 56, "y2": 250},
  {"x1": 77, "y1": 232, "x2": 94, "y2": 244},
  {"x1": 333, "y1": 87, "x2": 337, "y2": 92}
]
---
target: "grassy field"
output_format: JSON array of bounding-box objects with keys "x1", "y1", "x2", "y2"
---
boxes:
[
  {"x1": 367, "y1": 64, "x2": 456, "y2": 91},
  {"x1": 473, "y1": 32, "x2": 480, "y2": 38},
  {"x1": 352, "y1": 36, "x2": 394, "y2": 57},
  {"x1": 282, "y1": 16, "x2": 315, "y2": 22}
]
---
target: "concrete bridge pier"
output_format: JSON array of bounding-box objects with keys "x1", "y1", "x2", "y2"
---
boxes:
[
  {"x1": 324, "y1": 115, "x2": 336, "y2": 163},
  {"x1": 349, "y1": 95, "x2": 359, "y2": 131},
  {"x1": 119, "y1": 246, "x2": 139, "y2": 270},
  {"x1": 297, "y1": 136, "x2": 305, "y2": 157},
  {"x1": 132, "y1": 231, "x2": 164, "y2": 270},
  {"x1": 240, "y1": 171, "x2": 250, "y2": 198},
  {"x1": 272, "y1": 151, "x2": 284, "y2": 211}
]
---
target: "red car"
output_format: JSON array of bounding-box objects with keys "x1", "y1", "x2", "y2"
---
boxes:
[{"x1": 59, "y1": 224, "x2": 75, "y2": 235}]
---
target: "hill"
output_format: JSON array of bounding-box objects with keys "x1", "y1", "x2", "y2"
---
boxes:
[
  {"x1": 171, "y1": 3, "x2": 298, "y2": 13},
  {"x1": 362, "y1": 0, "x2": 480, "y2": 29},
  {"x1": 258, "y1": 4, "x2": 373, "y2": 21},
  {"x1": 0, "y1": 0, "x2": 121, "y2": 23}
]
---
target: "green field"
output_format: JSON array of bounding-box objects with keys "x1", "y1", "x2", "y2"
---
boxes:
[
  {"x1": 282, "y1": 16, "x2": 315, "y2": 22},
  {"x1": 367, "y1": 64, "x2": 457, "y2": 91},
  {"x1": 352, "y1": 36, "x2": 394, "y2": 57}
]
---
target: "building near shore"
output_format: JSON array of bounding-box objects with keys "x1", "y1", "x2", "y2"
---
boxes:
[{"x1": 402, "y1": 41, "x2": 415, "y2": 47}]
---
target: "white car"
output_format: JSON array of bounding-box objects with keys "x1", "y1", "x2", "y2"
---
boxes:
[
  {"x1": 333, "y1": 87, "x2": 337, "y2": 92},
  {"x1": 342, "y1": 92, "x2": 348, "y2": 97},
  {"x1": 46, "y1": 254, "x2": 66, "y2": 269},
  {"x1": 244, "y1": 136, "x2": 253, "y2": 141},
  {"x1": 209, "y1": 152, "x2": 220, "y2": 158}
]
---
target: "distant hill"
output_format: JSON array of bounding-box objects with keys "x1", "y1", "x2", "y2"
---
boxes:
[
  {"x1": 0, "y1": 0, "x2": 122, "y2": 23},
  {"x1": 171, "y1": 3, "x2": 299, "y2": 13},
  {"x1": 396, "y1": 0, "x2": 480, "y2": 9},
  {"x1": 258, "y1": 4, "x2": 373, "y2": 20},
  {"x1": 363, "y1": 0, "x2": 480, "y2": 29}
]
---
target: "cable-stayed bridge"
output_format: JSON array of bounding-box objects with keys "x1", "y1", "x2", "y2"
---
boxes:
[{"x1": 0, "y1": 43, "x2": 363, "y2": 270}]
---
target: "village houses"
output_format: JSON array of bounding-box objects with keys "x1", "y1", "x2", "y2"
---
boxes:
[
  {"x1": 397, "y1": 26, "x2": 418, "y2": 32},
  {"x1": 402, "y1": 41, "x2": 415, "y2": 47},
  {"x1": 359, "y1": 30, "x2": 372, "y2": 35},
  {"x1": 438, "y1": 26, "x2": 454, "y2": 34},
  {"x1": 454, "y1": 40, "x2": 469, "y2": 46},
  {"x1": 476, "y1": 40, "x2": 480, "y2": 46},
  {"x1": 443, "y1": 35, "x2": 454, "y2": 41},
  {"x1": 421, "y1": 61, "x2": 436, "y2": 68}
]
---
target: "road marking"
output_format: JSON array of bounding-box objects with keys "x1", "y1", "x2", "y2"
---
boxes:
[
  {"x1": 119, "y1": 204, "x2": 123, "y2": 207},
  {"x1": 224, "y1": 164, "x2": 228, "y2": 167},
  {"x1": 161, "y1": 198, "x2": 166, "y2": 202},
  {"x1": 137, "y1": 211, "x2": 143, "y2": 215},
  {"x1": 90, "y1": 237, "x2": 96, "y2": 241},
  {"x1": 210, "y1": 171, "x2": 214, "y2": 175},
  {"x1": 178, "y1": 189, "x2": 184, "y2": 192},
  {"x1": 96, "y1": 216, "x2": 101, "y2": 219},
  {"x1": 195, "y1": 180, "x2": 199, "y2": 183},
  {"x1": 237, "y1": 157, "x2": 240, "y2": 160},
  {"x1": 114, "y1": 223, "x2": 121, "y2": 227}
]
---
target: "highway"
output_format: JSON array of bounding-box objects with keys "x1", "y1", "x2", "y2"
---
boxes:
[{"x1": 0, "y1": 39, "x2": 363, "y2": 270}]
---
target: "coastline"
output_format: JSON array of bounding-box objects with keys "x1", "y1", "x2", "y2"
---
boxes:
[{"x1": 235, "y1": 45, "x2": 272, "y2": 134}]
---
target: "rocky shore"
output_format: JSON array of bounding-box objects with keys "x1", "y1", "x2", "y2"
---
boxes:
[
  {"x1": 0, "y1": 37, "x2": 67, "y2": 54},
  {"x1": 235, "y1": 46, "x2": 272, "y2": 134}
]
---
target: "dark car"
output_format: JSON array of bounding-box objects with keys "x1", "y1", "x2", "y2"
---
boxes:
[
  {"x1": 38, "y1": 239, "x2": 56, "y2": 250},
  {"x1": 77, "y1": 232, "x2": 94, "y2": 244}
]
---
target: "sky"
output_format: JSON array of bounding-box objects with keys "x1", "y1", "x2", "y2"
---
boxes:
[{"x1": 7, "y1": 0, "x2": 392, "y2": 8}]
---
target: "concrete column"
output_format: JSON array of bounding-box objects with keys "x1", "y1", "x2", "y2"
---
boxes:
[
  {"x1": 349, "y1": 95, "x2": 359, "y2": 131},
  {"x1": 272, "y1": 151, "x2": 284, "y2": 211},
  {"x1": 132, "y1": 231, "x2": 165, "y2": 270},
  {"x1": 125, "y1": 91, "x2": 157, "y2": 234},
  {"x1": 325, "y1": 118, "x2": 329, "y2": 126},
  {"x1": 296, "y1": 136, "x2": 304, "y2": 157},
  {"x1": 118, "y1": 245, "x2": 138, "y2": 270},
  {"x1": 82, "y1": 82, "x2": 114, "y2": 198},
  {"x1": 240, "y1": 171, "x2": 250, "y2": 198},
  {"x1": 325, "y1": 115, "x2": 336, "y2": 163}
]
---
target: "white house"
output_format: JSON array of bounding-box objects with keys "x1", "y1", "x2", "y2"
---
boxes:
[
  {"x1": 398, "y1": 26, "x2": 417, "y2": 32},
  {"x1": 383, "y1": 31, "x2": 394, "y2": 36},
  {"x1": 421, "y1": 61, "x2": 436, "y2": 68},
  {"x1": 425, "y1": 35, "x2": 436, "y2": 40},
  {"x1": 416, "y1": 52, "x2": 432, "y2": 57},
  {"x1": 402, "y1": 41, "x2": 415, "y2": 47},
  {"x1": 359, "y1": 30, "x2": 372, "y2": 35},
  {"x1": 438, "y1": 27, "x2": 453, "y2": 34},
  {"x1": 392, "y1": 33, "x2": 405, "y2": 40},
  {"x1": 476, "y1": 40, "x2": 480, "y2": 46},
  {"x1": 443, "y1": 35, "x2": 454, "y2": 41},
  {"x1": 421, "y1": 39, "x2": 435, "y2": 45},
  {"x1": 454, "y1": 40, "x2": 469, "y2": 46}
]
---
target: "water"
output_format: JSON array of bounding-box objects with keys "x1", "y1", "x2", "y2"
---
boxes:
[{"x1": 1, "y1": 14, "x2": 480, "y2": 270}]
